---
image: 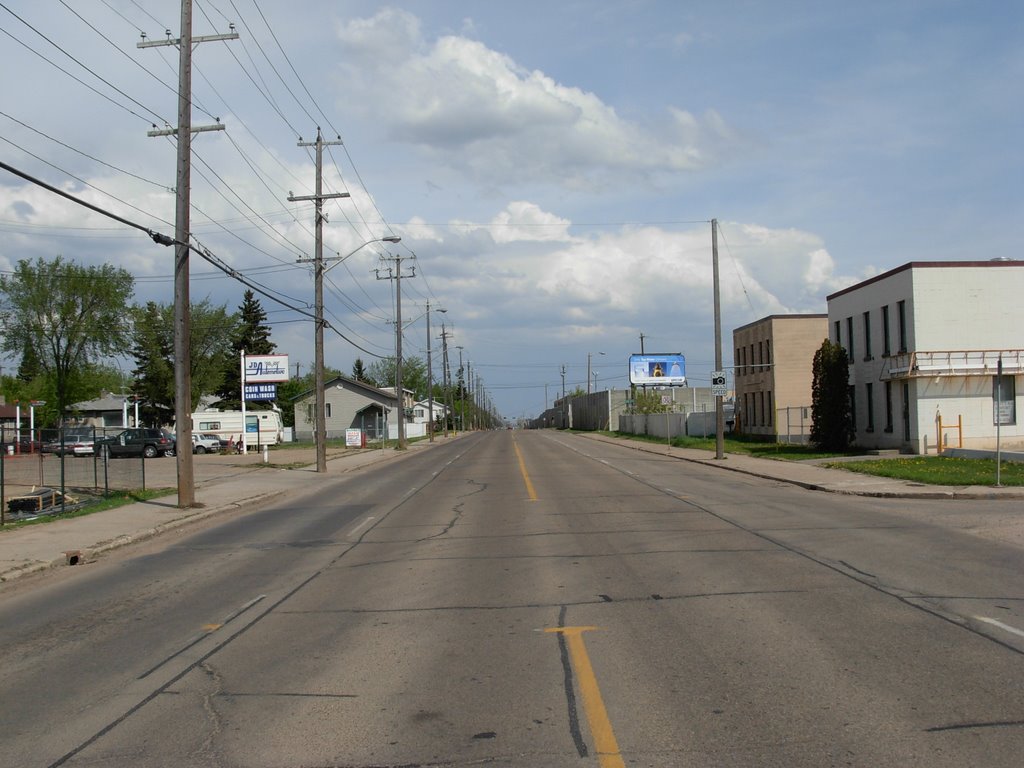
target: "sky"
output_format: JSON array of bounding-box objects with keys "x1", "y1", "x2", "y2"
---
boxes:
[{"x1": 1, "y1": 0, "x2": 1022, "y2": 421}]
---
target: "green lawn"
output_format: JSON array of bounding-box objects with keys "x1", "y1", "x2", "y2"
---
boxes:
[
  {"x1": 602, "y1": 430, "x2": 1018, "y2": 486},
  {"x1": 824, "y1": 456, "x2": 1024, "y2": 486}
]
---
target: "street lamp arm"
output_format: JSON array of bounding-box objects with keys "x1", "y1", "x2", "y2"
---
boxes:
[{"x1": 319, "y1": 234, "x2": 399, "y2": 276}]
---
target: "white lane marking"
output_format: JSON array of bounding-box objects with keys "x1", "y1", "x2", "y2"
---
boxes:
[
  {"x1": 976, "y1": 616, "x2": 1024, "y2": 639},
  {"x1": 349, "y1": 516, "x2": 376, "y2": 535}
]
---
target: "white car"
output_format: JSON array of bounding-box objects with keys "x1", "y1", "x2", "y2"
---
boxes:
[{"x1": 192, "y1": 433, "x2": 222, "y2": 454}]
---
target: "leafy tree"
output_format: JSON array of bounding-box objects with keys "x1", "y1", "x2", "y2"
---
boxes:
[
  {"x1": 214, "y1": 290, "x2": 274, "y2": 409},
  {"x1": 130, "y1": 299, "x2": 237, "y2": 426},
  {"x1": 367, "y1": 356, "x2": 427, "y2": 398},
  {"x1": 810, "y1": 338, "x2": 854, "y2": 451},
  {"x1": 0, "y1": 256, "x2": 134, "y2": 417},
  {"x1": 632, "y1": 388, "x2": 671, "y2": 414}
]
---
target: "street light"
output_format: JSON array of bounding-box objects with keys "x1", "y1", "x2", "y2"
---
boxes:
[
  {"x1": 587, "y1": 351, "x2": 605, "y2": 394},
  {"x1": 297, "y1": 234, "x2": 401, "y2": 472}
]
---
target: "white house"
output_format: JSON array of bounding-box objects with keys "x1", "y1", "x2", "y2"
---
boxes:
[{"x1": 827, "y1": 260, "x2": 1024, "y2": 454}]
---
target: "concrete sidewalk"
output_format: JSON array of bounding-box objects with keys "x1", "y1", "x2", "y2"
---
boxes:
[
  {"x1": 3, "y1": 433, "x2": 1022, "y2": 585},
  {"x1": 0, "y1": 443, "x2": 405, "y2": 584}
]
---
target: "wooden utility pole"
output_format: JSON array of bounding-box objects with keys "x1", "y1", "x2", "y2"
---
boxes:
[
  {"x1": 140, "y1": 1, "x2": 236, "y2": 507},
  {"x1": 290, "y1": 129, "x2": 348, "y2": 472},
  {"x1": 712, "y1": 218, "x2": 725, "y2": 460}
]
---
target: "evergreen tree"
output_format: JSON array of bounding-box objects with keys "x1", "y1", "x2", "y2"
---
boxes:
[
  {"x1": 215, "y1": 290, "x2": 274, "y2": 409},
  {"x1": 17, "y1": 339, "x2": 41, "y2": 382},
  {"x1": 351, "y1": 358, "x2": 368, "y2": 382},
  {"x1": 131, "y1": 300, "x2": 237, "y2": 426},
  {"x1": 810, "y1": 338, "x2": 854, "y2": 451}
]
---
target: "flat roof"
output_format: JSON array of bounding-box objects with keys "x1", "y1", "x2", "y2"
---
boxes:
[
  {"x1": 733, "y1": 313, "x2": 827, "y2": 334},
  {"x1": 827, "y1": 260, "x2": 1024, "y2": 301}
]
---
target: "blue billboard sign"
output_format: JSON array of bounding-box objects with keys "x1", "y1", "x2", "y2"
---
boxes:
[{"x1": 629, "y1": 354, "x2": 686, "y2": 386}]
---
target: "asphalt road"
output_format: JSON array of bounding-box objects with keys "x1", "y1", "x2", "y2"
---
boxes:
[{"x1": 2, "y1": 430, "x2": 1024, "y2": 767}]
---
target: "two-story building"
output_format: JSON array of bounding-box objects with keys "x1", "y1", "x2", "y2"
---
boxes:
[
  {"x1": 827, "y1": 260, "x2": 1024, "y2": 453},
  {"x1": 733, "y1": 314, "x2": 828, "y2": 442}
]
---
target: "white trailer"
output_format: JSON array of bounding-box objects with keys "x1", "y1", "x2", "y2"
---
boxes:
[{"x1": 191, "y1": 408, "x2": 284, "y2": 448}]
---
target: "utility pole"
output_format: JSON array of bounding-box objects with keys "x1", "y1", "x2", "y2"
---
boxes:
[
  {"x1": 139, "y1": 1, "x2": 236, "y2": 508},
  {"x1": 376, "y1": 254, "x2": 415, "y2": 448},
  {"x1": 426, "y1": 302, "x2": 446, "y2": 441},
  {"x1": 440, "y1": 324, "x2": 451, "y2": 438},
  {"x1": 560, "y1": 364, "x2": 567, "y2": 429},
  {"x1": 712, "y1": 218, "x2": 724, "y2": 460},
  {"x1": 457, "y1": 347, "x2": 465, "y2": 431},
  {"x1": 290, "y1": 129, "x2": 348, "y2": 472}
]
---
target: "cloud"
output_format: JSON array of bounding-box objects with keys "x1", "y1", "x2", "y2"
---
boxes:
[{"x1": 332, "y1": 9, "x2": 735, "y2": 189}]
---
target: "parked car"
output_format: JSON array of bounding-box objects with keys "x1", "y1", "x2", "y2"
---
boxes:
[
  {"x1": 95, "y1": 428, "x2": 175, "y2": 459},
  {"x1": 192, "y1": 433, "x2": 221, "y2": 454},
  {"x1": 44, "y1": 431, "x2": 96, "y2": 457}
]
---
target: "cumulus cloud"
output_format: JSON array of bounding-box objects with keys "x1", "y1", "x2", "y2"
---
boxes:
[{"x1": 332, "y1": 8, "x2": 735, "y2": 188}]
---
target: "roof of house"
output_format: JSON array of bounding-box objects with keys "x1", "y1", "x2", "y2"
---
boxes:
[{"x1": 289, "y1": 374, "x2": 397, "y2": 403}]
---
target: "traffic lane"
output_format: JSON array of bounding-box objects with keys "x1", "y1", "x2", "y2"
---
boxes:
[
  {"x1": 0, "y1": 445, "x2": 469, "y2": 768},
  {"x1": 62, "y1": 430, "x2": 1024, "y2": 766},
  {"x1": 518, "y1": 430, "x2": 1024, "y2": 765},
  {"x1": 547, "y1": 431, "x2": 1024, "y2": 653},
  {"x1": 60, "y1": 432, "x2": 595, "y2": 765}
]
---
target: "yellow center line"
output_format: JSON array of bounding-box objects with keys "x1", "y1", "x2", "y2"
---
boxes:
[
  {"x1": 545, "y1": 626, "x2": 625, "y2": 768},
  {"x1": 512, "y1": 438, "x2": 538, "y2": 501}
]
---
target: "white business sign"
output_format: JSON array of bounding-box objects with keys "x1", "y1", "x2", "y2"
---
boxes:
[{"x1": 245, "y1": 354, "x2": 290, "y2": 383}]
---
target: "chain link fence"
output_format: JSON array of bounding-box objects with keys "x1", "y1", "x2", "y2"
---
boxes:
[{"x1": 1, "y1": 426, "x2": 147, "y2": 524}]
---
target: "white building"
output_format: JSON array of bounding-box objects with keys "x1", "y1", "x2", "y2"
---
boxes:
[{"x1": 827, "y1": 261, "x2": 1024, "y2": 454}]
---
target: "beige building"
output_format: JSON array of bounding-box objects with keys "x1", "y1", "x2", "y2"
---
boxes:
[{"x1": 733, "y1": 314, "x2": 828, "y2": 442}]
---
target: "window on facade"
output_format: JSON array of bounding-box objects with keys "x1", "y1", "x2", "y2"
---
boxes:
[
  {"x1": 881, "y1": 305, "x2": 891, "y2": 356},
  {"x1": 865, "y1": 383, "x2": 874, "y2": 431},
  {"x1": 993, "y1": 375, "x2": 1017, "y2": 426},
  {"x1": 849, "y1": 385, "x2": 857, "y2": 432},
  {"x1": 884, "y1": 381, "x2": 894, "y2": 432},
  {"x1": 902, "y1": 382, "x2": 911, "y2": 441},
  {"x1": 325, "y1": 403, "x2": 332, "y2": 418},
  {"x1": 863, "y1": 311, "x2": 872, "y2": 360},
  {"x1": 767, "y1": 390, "x2": 773, "y2": 426},
  {"x1": 765, "y1": 339, "x2": 771, "y2": 366},
  {"x1": 759, "y1": 391, "x2": 765, "y2": 426},
  {"x1": 846, "y1": 316, "x2": 854, "y2": 359},
  {"x1": 897, "y1": 300, "x2": 907, "y2": 353},
  {"x1": 736, "y1": 348, "x2": 742, "y2": 377},
  {"x1": 834, "y1": 320, "x2": 841, "y2": 344},
  {"x1": 758, "y1": 341, "x2": 764, "y2": 368}
]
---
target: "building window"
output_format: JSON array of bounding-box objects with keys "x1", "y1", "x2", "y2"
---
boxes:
[
  {"x1": 736, "y1": 347, "x2": 742, "y2": 377},
  {"x1": 884, "y1": 381, "x2": 894, "y2": 432},
  {"x1": 849, "y1": 385, "x2": 857, "y2": 432},
  {"x1": 994, "y1": 375, "x2": 1016, "y2": 426},
  {"x1": 765, "y1": 339, "x2": 771, "y2": 366},
  {"x1": 767, "y1": 390, "x2": 773, "y2": 426},
  {"x1": 834, "y1": 320, "x2": 841, "y2": 344},
  {"x1": 865, "y1": 383, "x2": 874, "y2": 432},
  {"x1": 325, "y1": 403, "x2": 332, "y2": 418},
  {"x1": 758, "y1": 340, "x2": 764, "y2": 369},
  {"x1": 863, "y1": 311, "x2": 872, "y2": 360},
  {"x1": 897, "y1": 300, "x2": 907, "y2": 353},
  {"x1": 846, "y1": 317, "x2": 854, "y2": 359},
  {"x1": 759, "y1": 391, "x2": 765, "y2": 426},
  {"x1": 881, "y1": 305, "x2": 891, "y2": 356}
]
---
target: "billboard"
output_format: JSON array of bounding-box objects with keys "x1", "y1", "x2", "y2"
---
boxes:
[
  {"x1": 245, "y1": 354, "x2": 290, "y2": 383},
  {"x1": 629, "y1": 354, "x2": 686, "y2": 386}
]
